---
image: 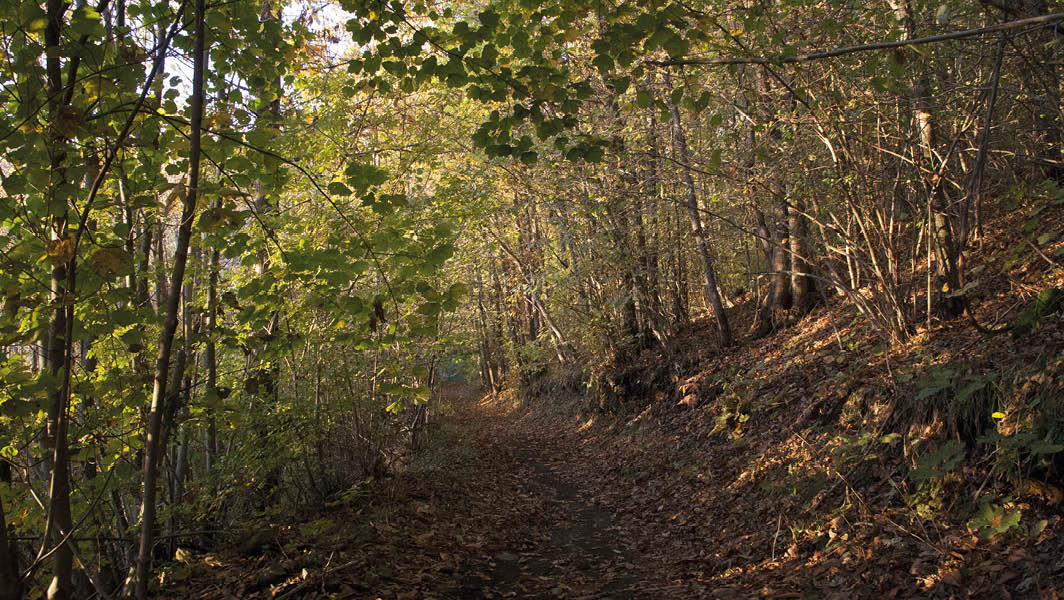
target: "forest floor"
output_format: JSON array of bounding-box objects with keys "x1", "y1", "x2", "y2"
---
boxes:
[
  {"x1": 157, "y1": 378, "x2": 1064, "y2": 599},
  {"x1": 157, "y1": 388, "x2": 694, "y2": 599}
]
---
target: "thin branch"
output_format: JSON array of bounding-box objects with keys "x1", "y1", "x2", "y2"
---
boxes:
[{"x1": 649, "y1": 13, "x2": 1064, "y2": 66}]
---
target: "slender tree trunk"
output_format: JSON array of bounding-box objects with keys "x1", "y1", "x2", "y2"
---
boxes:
[
  {"x1": 664, "y1": 74, "x2": 733, "y2": 347},
  {"x1": 42, "y1": 0, "x2": 74, "y2": 595},
  {"x1": 671, "y1": 199, "x2": 690, "y2": 325},
  {"x1": 600, "y1": 198, "x2": 639, "y2": 342},
  {"x1": 205, "y1": 232, "x2": 220, "y2": 470},
  {"x1": 475, "y1": 273, "x2": 500, "y2": 392},
  {"x1": 642, "y1": 99, "x2": 665, "y2": 336},
  {"x1": 493, "y1": 231, "x2": 573, "y2": 363},
  {"x1": 0, "y1": 460, "x2": 20, "y2": 600},
  {"x1": 168, "y1": 270, "x2": 196, "y2": 556},
  {"x1": 770, "y1": 196, "x2": 793, "y2": 313},
  {"x1": 134, "y1": 0, "x2": 204, "y2": 594},
  {"x1": 135, "y1": 220, "x2": 153, "y2": 309},
  {"x1": 889, "y1": 0, "x2": 962, "y2": 320},
  {"x1": 490, "y1": 256, "x2": 508, "y2": 377},
  {"x1": 790, "y1": 197, "x2": 814, "y2": 315},
  {"x1": 1016, "y1": 0, "x2": 1062, "y2": 178}
]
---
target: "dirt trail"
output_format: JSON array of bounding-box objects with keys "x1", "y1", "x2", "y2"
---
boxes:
[
  {"x1": 157, "y1": 391, "x2": 688, "y2": 600},
  {"x1": 449, "y1": 396, "x2": 671, "y2": 599}
]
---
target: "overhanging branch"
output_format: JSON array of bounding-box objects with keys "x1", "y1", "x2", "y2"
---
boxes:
[{"x1": 648, "y1": 13, "x2": 1064, "y2": 67}]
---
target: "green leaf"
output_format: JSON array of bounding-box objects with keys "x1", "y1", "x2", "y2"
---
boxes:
[
  {"x1": 710, "y1": 149, "x2": 722, "y2": 168},
  {"x1": 593, "y1": 53, "x2": 614, "y2": 74},
  {"x1": 425, "y1": 244, "x2": 454, "y2": 266},
  {"x1": 935, "y1": 4, "x2": 950, "y2": 25},
  {"x1": 662, "y1": 34, "x2": 690, "y2": 58},
  {"x1": 328, "y1": 181, "x2": 353, "y2": 196},
  {"x1": 583, "y1": 144, "x2": 605, "y2": 163},
  {"x1": 418, "y1": 302, "x2": 441, "y2": 316},
  {"x1": 70, "y1": 5, "x2": 103, "y2": 37},
  {"x1": 1029, "y1": 440, "x2": 1064, "y2": 455},
  {"x1": 345, "y1": 162, "x2": 390, "y2": 194},
  {"x1": 478, "y1": 9, "x2": 500, "y2": 29}
]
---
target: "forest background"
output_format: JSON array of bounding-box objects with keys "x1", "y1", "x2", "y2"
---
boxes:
[{"x1": 1, "y1": 0, "x2": 1063, "y2": 597}]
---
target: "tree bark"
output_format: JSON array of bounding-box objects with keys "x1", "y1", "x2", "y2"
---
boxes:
[
  {"x1": 888, "y1": 0, "x2": 963, "y2": 320},
  {"x1": 789, "y1": 196, "x2": 814, "y2": 315}
]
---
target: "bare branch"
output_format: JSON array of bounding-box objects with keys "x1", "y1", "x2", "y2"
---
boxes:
[{"x1": 649, "y1": 13, "x2": 1064, "y2": 67}]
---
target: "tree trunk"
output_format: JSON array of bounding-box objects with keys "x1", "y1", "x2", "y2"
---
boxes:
[
  {"x1": 490, "y1": 256, "x2": 508, "y2": 377},
  {"x1": 888, "y1": 0, "x2": 963, "y2": 320},
  {"x1": 42, "y1": 0, "x2": 74, "y2": 595},
  {"x1": 1015, "y1": 0, "x2": 1062, "y2": 179},
  {"x1": 476, "y1": 273, "x2": 501, "y2": 393},
  {"x1": 671, "y1": 199, "x2": 690, "y2": 325},
  {"x1": 205, "y1": 231, "x2": 220, "y2": 471},
  {"x1": 0, "y1": 460, "x2": 20, "y2": 600},
  {"x1": 789, "y1": 197, "x2": 814, "y2": 316},
  {"x1": 664, "y1": 75, "x2": 733, "y2": 347},
  {"x1": 641, "y1": 99, "x2": 665, "y2": 340},
  {"x1": 134, "y1": 0, "x2": 205, "y2": 594},
  {"x1": 493, "y1": 231, "x2": 573, "y2": 363}
]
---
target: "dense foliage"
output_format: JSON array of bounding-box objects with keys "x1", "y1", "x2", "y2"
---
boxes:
[{"x1": 0, "y1": 0, "x2": 1061, "y2": 597}]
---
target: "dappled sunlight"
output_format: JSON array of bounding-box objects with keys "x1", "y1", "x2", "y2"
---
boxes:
[{"x1": 3, "y1": 0, "x2": 1062, "y2": 596}]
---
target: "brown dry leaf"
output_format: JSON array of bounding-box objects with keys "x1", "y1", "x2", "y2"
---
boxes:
[{"x1": 939, "y1": 568, "x2": 963, "y2": 586}]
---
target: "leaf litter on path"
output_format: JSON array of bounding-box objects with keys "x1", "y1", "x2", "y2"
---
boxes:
[{"x1": 157, "y1": 383, "x2": 1064, "y2": 599}]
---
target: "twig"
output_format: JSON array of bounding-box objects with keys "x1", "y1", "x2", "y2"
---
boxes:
[
  {"x1": 1028, "y1": 240, "x2": 1061, "y2": 268},
  {"x1": 274, "y1": 559, "x2": 360, "y2": 600},
  {"x1": 771, "y1": 513, "x2": 783, "y2": 561},
  {"x1": 320, "y1": 551, "x2": 335, "y2": 594}
]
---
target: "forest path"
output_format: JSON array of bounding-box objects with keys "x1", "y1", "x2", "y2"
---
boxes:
[
  {"x1": 158, "y1": 387, "x2": 691, "y2": 599},
  {"x1": 445, "y1": 391, "x2": 664, "y2": 599}
]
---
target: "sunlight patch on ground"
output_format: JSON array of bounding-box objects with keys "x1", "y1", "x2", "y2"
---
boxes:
[{"x1": 626, "y1": 403, "x2": 654, "y2": 427}]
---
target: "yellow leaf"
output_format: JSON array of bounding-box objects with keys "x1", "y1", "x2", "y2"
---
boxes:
[
  {"x1": 991, "y1": 411, "x2": 1006, "y2": 419},
  {"x1": 87, "y1": 246, "x2": 131, "y2": 278},
  {"x1": 164, "y1": 184, "x2": 187, "y2": 209},
  {"x1": 45, "y1": 237, "x2": 76, "y2": 266},
  {"x1": 83, "y1": 79, "x2": 100, "y2": 103},
  {"x1": 216, "y1": 188, "x2": 249, "y2": 199}
]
